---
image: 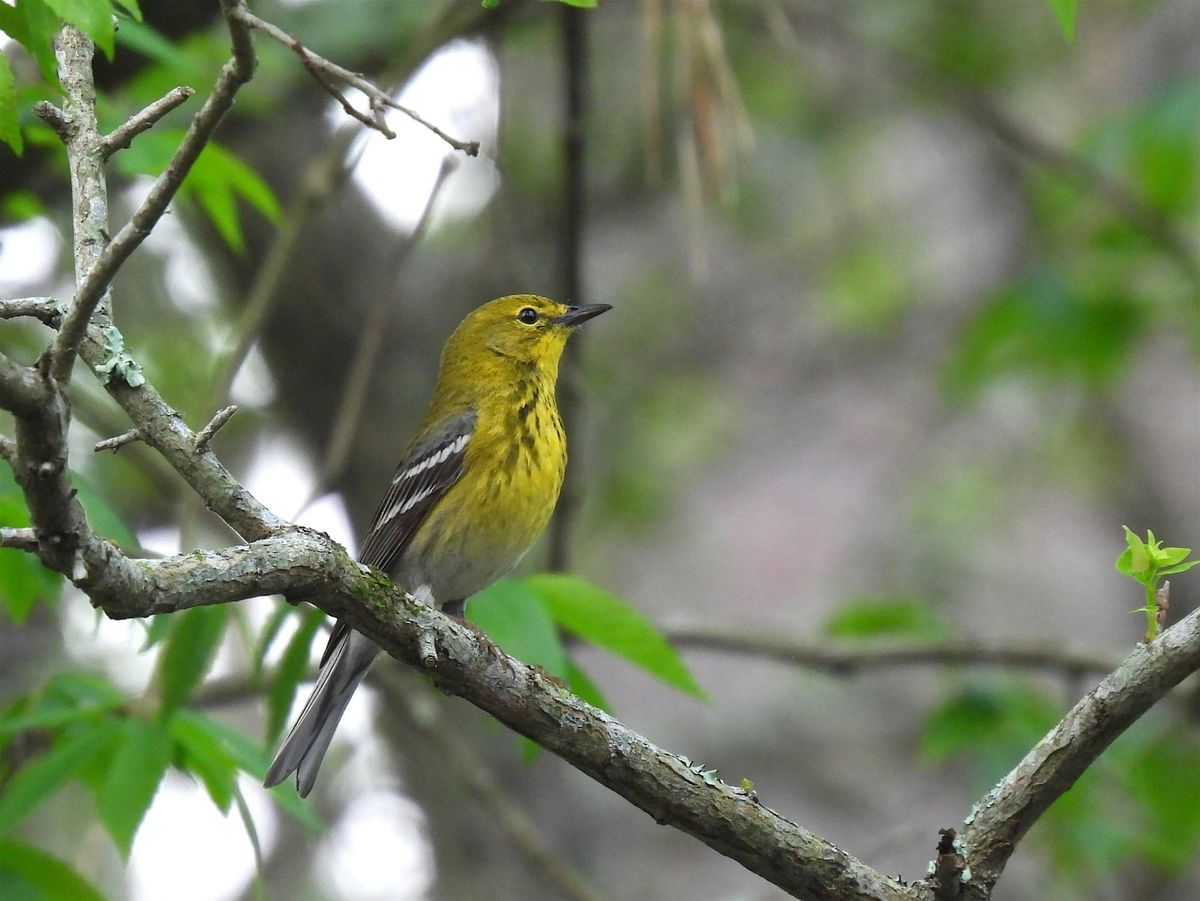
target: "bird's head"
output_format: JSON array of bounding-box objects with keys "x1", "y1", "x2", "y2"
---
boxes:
[{"x1": 448, "y1": 294, "x2": 611, "y2": 372}]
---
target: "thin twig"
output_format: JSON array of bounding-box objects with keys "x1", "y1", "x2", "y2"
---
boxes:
[
  {"x1": 0, "y1": 527, "x2": 39, "y2": 551},
  {"x1": 0, "y1": 297, "x2": 63, "y2": 327},
  {"x1": 31, "y1": 100, "x2": 70, "y2": 140},
  {"x1": 664, "y1": 623, "x2": 1119, "y2": 676},
  {"x1": 228, "y1": 3, "x2": 480, "y2": 156},
  {"x1": 100, "y1": 86, "x2": 196, "y2": 160},
  {"x1": 292, "y1": 37, "x2": 395, "y2": 138},
  {"x1": 93, "y1": 428, "x2": 141, "y2": 454},
  {"x1": 194, "y1": 405, "x2": 238, "y2": 452}
]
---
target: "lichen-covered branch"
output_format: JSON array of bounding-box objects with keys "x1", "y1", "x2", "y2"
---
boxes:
[{"x1": 79, "y1": 529, "x2": 908, "y2": 901}]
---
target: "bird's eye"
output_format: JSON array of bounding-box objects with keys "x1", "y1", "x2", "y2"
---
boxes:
[{"x1": 517, "y1": 307, "x2": 539, "y2": 325}]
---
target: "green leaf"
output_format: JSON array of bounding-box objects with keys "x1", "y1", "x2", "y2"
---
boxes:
[
  {"x1": 470, "y1": 579, "x2": 566, "y2": 676},
  {"x1": 156, "y1": 606, "x2": 228, "y2": 716},
  {"x1": 0, "y1": 51, "x2": 21, "y2": 156},
  {"x1": 169, "y1": 713, "x2": 237, "y2": 813},
  {"x1": 266, "y1": 608, "x2": 323, "y2": 744},
  {"x1": 114, "y1": 130, "x2": 280, "y2": 251},
  {"x1": 252, "y1": 603, "x2": 294, "y2": 678},
  {"x1": 1118, "y1": 526, "x2": 1150, "y2": 577},
  {"x1": 139, "y1": 613, "x2": 173, "y2": 651},
  {"x1": 112, "y1": 0, "x2": 141, "y2": 21},
  {"x1": 96, "y1": 718, "x2": 172, "y2": 858},
  {"x1": 189, "y1": 142, "x2": 281, "y2": 251},
  {"x1": 71, "y1": 472, "x2": 137, "y2": 548},
  {"x1": 546, "y1": 0, "x2": 597, "y2": 7},
  {"x1": 0, "y1": 719, "x2": 122, "y2": 834},
  {"x1": 922, "y1": 684, "x2": 1059, "y2": 783},
  {"x1": 0, "y1": 455, "x2": 60, "y2": 623},
  {"x1": 1045, "y1": 0, "x2": 1079, "y2": 42},
  {"x1": 1155, "y1": 546, "x2": 1192, "y2": 567},
  {"x1": 0, "y1": 694, "x2": 123, "y2": 737},
  {"x1": 1158, "y1": 560, "x2": 1200, "y2": 577},
  {"x1": 172, "y1": 711, "x2": 322, "y2": 832},
  {"x1": 824, "y1": 597, "x2": 947, "y2": 640},
  {"x1": 0, "y1": 841, "x2": 107, "y2": 901},
  {"x1": 113, "y1": 18, "x2": 180, "y2": 68},
  {"x1": 0, "y1": 549, "x2": 63, "y2": 624},
  {"x1": 523, "y1": 574, "x2": 704, "y2": 698},
  {"x1": 11, "y1": 0, "x2": 62, "y2": 85},
  {"x1": 39, "y1": 0, "x2": 115, "y2": 58}
]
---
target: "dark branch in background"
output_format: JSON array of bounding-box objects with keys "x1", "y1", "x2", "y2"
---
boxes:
[
  {"x1": 227, "y1": 3, "x2": 480, "y2": 155},
  {"x1": 99, "y1": 85, "x2": 196, "y2": 159},
  {"x1": 664, "y1": 624, "x2": 1120, "y2": 677},
  {"x1": 547, "y1": 1, "x2": 589, "y2": 571}
]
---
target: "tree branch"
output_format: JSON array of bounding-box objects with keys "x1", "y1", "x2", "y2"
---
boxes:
[
  {"x1": 99, "y1": 85, "x2": 196, "y2": 160},
  {"x1": 78, "y1": 529, "x2": 907, "y2": 900},
  {"x1": 48, "y1": 7, "x2": 257, "y2": 385},
  {"x1": 227, "y1": 2, "x2": 480, "y2": 155},
  {"x1": 957, "y1": 606, "x2": 1200, "y2": 897},
  {"x1": 0, "y1": 527, "x2": 39, "y2": 551},
  {"x1": 0, "y1": 297, "x2": 63, "y2": 327}
]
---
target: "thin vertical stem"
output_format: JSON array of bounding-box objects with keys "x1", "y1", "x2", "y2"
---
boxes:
[{"x1": 548, "y1": 3, "x2": 589, "y2": 572}]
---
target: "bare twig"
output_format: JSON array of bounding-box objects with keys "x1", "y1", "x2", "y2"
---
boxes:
[
  {"x1": 0, "y1": 297, "x2": 63, "y2": 326},
  {"x1": 292, "y1": 37, "x2": 396, "y2": 138},
  {"x1": 665, "y1": 623, "x2": 1119, "y2": 677},
  {"x1": 0, "y1": 527, "x2": 39, "y2": 551},
  {"x1": 31, "y1": 100, "x2": 69, "y2": 140},
  {"x1": 100, "y1": 85, "x2": 196, "y2": 160},
  {"x1": 228, "y1": 3, "x2": 480, "y2": 156},
  {"x1": 194, "y1": 405, "x2": 238, "y2": 452},
  {"x1": 93, "y1": 428, "x2": 141, "y2": 454}
]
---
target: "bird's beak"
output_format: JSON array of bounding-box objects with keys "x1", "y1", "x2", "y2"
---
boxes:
[{"x1": 554, "y1": 303, "x2": 612, "y2": 328}]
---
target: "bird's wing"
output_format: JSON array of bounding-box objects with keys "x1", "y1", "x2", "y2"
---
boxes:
[{"x1": 321, "y1": 408, "x2": 476, "y2": 666}]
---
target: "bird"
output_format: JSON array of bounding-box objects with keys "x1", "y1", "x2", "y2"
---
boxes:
[{"x1": 264, "y1": 294, "x2": 611, "y2": 796}]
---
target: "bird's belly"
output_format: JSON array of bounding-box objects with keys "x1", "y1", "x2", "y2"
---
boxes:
[{"x1": 398, "y1": 450, "x2": 563, "y2": 604}]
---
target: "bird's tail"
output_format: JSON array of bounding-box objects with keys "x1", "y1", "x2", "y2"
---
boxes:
[{"x1": 263, "y1": 628, "x2": 380, "y2": 797}]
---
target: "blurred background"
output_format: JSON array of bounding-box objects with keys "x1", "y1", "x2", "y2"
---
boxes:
[{"x1": 1, "y1": 0, "x2": 1199, "y2": 899}]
